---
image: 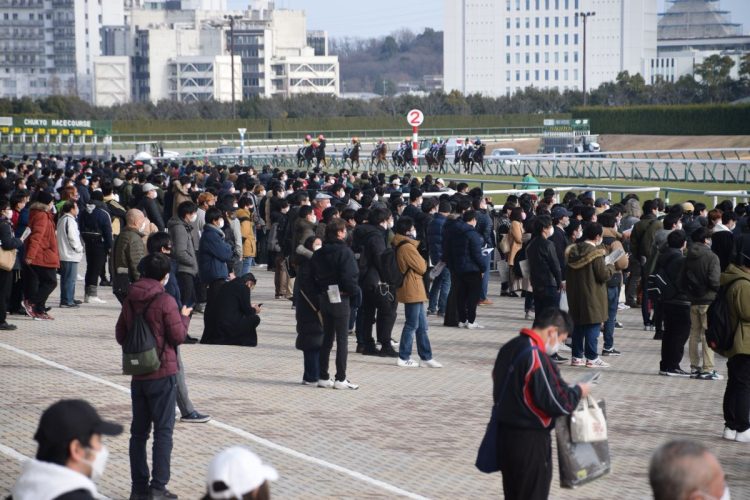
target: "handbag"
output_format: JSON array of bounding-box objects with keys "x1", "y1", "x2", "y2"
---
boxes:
[
  {"x1": 570, "y1": 396, "x2": 608, "y2": 443},
  {"x1": 476, "y1": 344, "x2": 537, "y2": 473},
  {"x1": 498, "y1": 232, "x2": 511, "y2": 254},
  {"x1": 0, "y1": 247, "x2": 16, "y2": 271},
  {"x1": 556, "y1": 399, "x2": 611, "y2": 488}
]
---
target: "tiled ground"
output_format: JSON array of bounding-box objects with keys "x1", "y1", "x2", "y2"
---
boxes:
[{"x1": 0, "y1": 269, "x2": 747, "y2": 499}]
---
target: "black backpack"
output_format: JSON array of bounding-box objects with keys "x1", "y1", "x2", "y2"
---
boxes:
[
  {"x1": 706, "y1": 277, "x2": 749, "y2": 353},
  {"x1": 380, "y1": 240, "x2": 411, "y2": 288},
  {"x1": 122, "y1": 293, "x2": 165, "y2": 376}
]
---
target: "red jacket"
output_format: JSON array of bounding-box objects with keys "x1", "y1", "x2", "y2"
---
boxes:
[
  {"x1": 115, "y1": 278, "x2": 189, "y2": 381},
  {"x1": 25, "y1": 203, "x2": 60, "y2": 269}
]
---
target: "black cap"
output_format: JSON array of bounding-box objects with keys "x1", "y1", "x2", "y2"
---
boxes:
[{"x1": 34, "y1": 400, "x2": 122, "y2": 453}]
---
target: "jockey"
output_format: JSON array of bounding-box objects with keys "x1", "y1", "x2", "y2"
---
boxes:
[
  {"x1": 304, "y1": 134, "x2": 312, "y2": 146},
  {"x1": 474, "y1": 138, "x2": 482, "y2": 146},
  {"x1": 351, "y1": 137, "x2": 359, "y2": 145}
]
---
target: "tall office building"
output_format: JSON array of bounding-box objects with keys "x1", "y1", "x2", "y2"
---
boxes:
[{"x1": 444, "y1": 0, "x2": 658, "y2": 97}]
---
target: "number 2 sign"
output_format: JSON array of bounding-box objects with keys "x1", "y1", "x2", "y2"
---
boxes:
[{"x1": 406, "y1": 109, "x2": 424, "y2": 127}]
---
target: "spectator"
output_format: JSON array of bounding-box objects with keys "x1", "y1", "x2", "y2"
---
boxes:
[
  {"x1": 170, "y1": 175, "x2": 192, "y2": 218},
  {"x1": 719, "y1": 252, "x2": 750, "y2": 441},
  {"x1": 80, "y1": 191, "x2": 113, "y2": 304},
  {"x1": 56, "y1": 200, "x2": 84, "y2": 309},
  {"x1": 474, "y1": 196, "x2": 495, "y2": 306},
  {"x1": 649, "y1": 441, "x2": 727, "y2": 500},
  {"x1": 600, "y1": 212, "x2": 629, "y2": 355},
  {"x1": 138, "y1": 183, "x2": 165, "y2": 231},
  {"x1": 195, "y1": 192, "x2": 216, "y2": 235},
  {"x1": 681, "y1": 227, "x2": 723, "y2": 380},
  {"x1": 451, "y1": 210, "x2": 487, "y2": 329},
  {"x1": 526, "y1": 215, "x2": 563, "y2": 324},
  {"x1": 269, "y1": 200, "x2": 291, "y2": 300},
  {"x1": 111, "y1": 209, "x2": 148, "y2": 303},
  {"x1": 310, "y1": 218, "x2": 360, "y2": 390},
  {"x1": 657, "y1": 230, "x2": 692, "y2": 377},
  {"x1": 566, "y1": 223, "x2": 615, "y2": 368},
  {"x1": 296, "y1": 236, "x2": 324, "y2": 385},
  {"x1": 22, "y1": 191, "x2": 59, "y2": 320},
  {"x1": 631, "y1": 200, "x2": 662, "y2": 330},
  {"x1": 0, "y1": 200, "x2": 23, "y2": 328},
  {"x1": 202, "y1": 446, "x2": 277, "y2": 500},
  {"x1": 505, "y1": 207, "x2": 525, "y2": 297},
  {"x1": 493, "y1": 308, "x2": 587, "y2": 500},
  {"x1": 10, "y1": 399, "x2": 123, "y2": 500},
  {"x1": 393, "y1": 216, "x2": 442, "y2": 368},
  {"x1": 198, "y1": 207, "x2": 234, "y2": 309},
  {"x1": 201, "y1": 273, "x2": 262, "y2": 346},
  {"x1": 168, "y1": 201, "x2": 200, "y2": 309},
  {"x1": 115, "y1": 253, "x2": 191, "y2": 500},
  {"x1": 236, "y1": 196, "x2": 257, "y2": 275},
  {"x1": 427, "y1": 200, "x2": 451, "y2": 316}
]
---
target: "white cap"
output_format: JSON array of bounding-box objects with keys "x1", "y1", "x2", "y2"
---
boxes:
[
  {"x1": 392, "y1": 178, "x2": 401, "y2": 186},
  {"x1": 314, "y1": 192, "x2": 332, "y2": 200},
  {"x1": 435, "y1": 178, "x2": 445, "y2": 185},
  {"x1": 207, "y1": 447, "x2": 278, "y2": 499},
  {"x1": 142, "y1": 183, "x2": 157, "y2": 192}
]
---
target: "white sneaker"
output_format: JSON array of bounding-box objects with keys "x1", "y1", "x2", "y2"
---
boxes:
[
  {"x1": 723, "y1": 427, "x2": 737, "y2": 441},
  {"x1": 558, "y1": 342, "x2": 572, "y2": 352},
  {"x1": 390, "y1": 339, "x2": 399, "y2": 348},
  {"x1": 467, "y1": 322, "x2": 484, "y2": 329},
  {"x1": 77, "y1": 274, "x2": 84, "y2": 281},
  {"x1": 397, "y1": 358, "x2": 420, "y2": 368},
  {"x1": 617, "y1": 303, "x2": 630, "y2": 310},
  {"x1": 586, "y1": 358, "x2": 610, "y2": 368},
  {"x1": 333, "y1": 379, "x2": 359, "y2": 390},
  {"x1": 84, "y1": 296, "x2": 107, "y2": 304},
  {"x1": 458, "y1": 322, "x2": 468, "y2": 328},
  {"x1": 317, "y1": 379, "x2": 334, "y2": 389},
  {"x1": 735, "y1": 428, "x2": 750, "y2": 442},
  {"x1": 421, "y1": 358, "x2": 443, "y2": 368},
  {"x1": 301, "y1": 380, "x2": 316, "y2": 386}
]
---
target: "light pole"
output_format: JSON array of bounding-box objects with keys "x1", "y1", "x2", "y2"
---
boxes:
[
  {"x1": 224, "y1": 15, "x2": 241, "y2": 119},
  {"x1": 575, "y1": 11, "x2": 595, "y2": 106},
  {"x1": 238, "y1": 127, "x2": 246, "y2": 164}
]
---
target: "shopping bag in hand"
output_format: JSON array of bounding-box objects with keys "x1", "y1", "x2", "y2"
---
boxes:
[{"x1": 556, "y1": 399, "x2": 611, "y2": 488}]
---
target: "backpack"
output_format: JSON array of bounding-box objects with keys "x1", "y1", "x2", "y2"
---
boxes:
[
  {"x1": 380, "y1": 240, "x2": 410, "y2": 288},
  {"x1": 647, "y1": 257, "x2": 680, "y2": 302},
  {"x1": 705, "y1": 277, "x2": 750, "y2": 353},
  {"x1": 121, "y1": 293, "x2": 165, "y2": 376}
]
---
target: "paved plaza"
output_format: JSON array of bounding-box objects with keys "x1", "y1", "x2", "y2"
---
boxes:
[{"x1": 0, "y1": 270, "x2": 748, "y2": 499}]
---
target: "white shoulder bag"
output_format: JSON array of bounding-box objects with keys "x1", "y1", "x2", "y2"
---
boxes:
[{"x1": 570, "y1": 396, "x2": 608, "y2": 443}]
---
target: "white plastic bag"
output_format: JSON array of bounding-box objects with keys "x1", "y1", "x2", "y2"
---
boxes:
[
  {"x1": 559, "y1": 291, "x2": 569, "y2": 312},
  {"x1": 570, "y1": 396, "x2": 608, "y2": 443}
]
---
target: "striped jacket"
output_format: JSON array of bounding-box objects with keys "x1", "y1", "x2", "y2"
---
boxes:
[{"x1": 492, "y1": 329, "x2": 581, "y2": 430}]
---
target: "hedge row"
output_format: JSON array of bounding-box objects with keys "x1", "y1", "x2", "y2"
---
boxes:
[
  {"x1": 573, "y1": 104, "x2": 750, "y2": 135},
  {"x1": 112, "y1": 113, "x2": 568, "y2": 136}
]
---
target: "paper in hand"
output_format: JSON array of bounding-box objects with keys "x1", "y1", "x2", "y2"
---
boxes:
[{"x1": 605, "y1": 248, "x2": 625, "y2": 266}]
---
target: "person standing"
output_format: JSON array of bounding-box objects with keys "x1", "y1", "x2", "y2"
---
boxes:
[
  {"x1": 492, "y1": 308, "x2": 588, "y2": 500},
  {"x1": 168, "y1": 201, "x2": 200, "y2": 309},
  {"x1": 198, "y1": 207, "x2": 234, "y2": 316},
  {"x1": 0, "y1": 200, "x2": 23, "y2": 328},
  {"x1": 526, "y1": 215, "x2": 563, "y2": 316},
  {"x1": 236, "y1": 197, "x2": 257, "y2": 275},
  {"x1": 115, "y1": 253, "x2": 191, "y2": 500},
  {"x1": 22, "y1": 191, "x2": 59, "y2": 320},
  {"x1": 138, "y1": 183, "x2": 165, "y2": 232},
  {"x1": 56, "y1": 201, "x2": 84, "y2": 309},
  {"x1": 393, "y1": 216, "x2": 442, "y2": 368},
  {"x1": 474, "y1": 196, "x2": 495, "y2": 306},
  {"x1": 80, "y1": 192, "x2": 113, "y2": 304},
  {"x1": 657, "y1": 230, "x2": 692, "y2": 377},
  {"x1": 681, "y1": 227, "x2": 723, "y2": 380},
  {"x1": 505, "y1": 207, "x2": 525, "y2": 297},
  {"x1": 451, "y1": 210, "x2": 487, "y2": 329},
  {"x1": 310, "y1": 219, "x2": 360, "y2": 390},
  {"x1": 566, "y1": 223, "x2": 615, "y2": 368},
  {"x1": 600, "y1": 212, "x2": 629, "y2": 356},
  {"x1": 630, "y1": 200, "x2": 662, "y2": 330},
  {"x1": 427, "y1": 200, "x2": 451, "y2": 316},
  {"x1": 111, "y1": 209, "x2": 148, "y2": 304},
  {"x1": 296, "y1": 236, "x2": 324, "y2": 385}
]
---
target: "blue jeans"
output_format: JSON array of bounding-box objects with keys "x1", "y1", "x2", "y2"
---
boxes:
[
  {"x1": 130, "y1": 375, "x2": 176, "y2": 494},
  {"x1": 59, "y1": 261, "x2": 78, "y2": 305},
  {"x1": 428, "y1": 266, "x2": 451, "y2": 313},
  {"x1": 303, "y1": 349, "x2": 321, "y2": 382},
  {"x1": 572, "y1": 323, "x2": 601, "y2": 361},
  {"x1": 603, "y1": 286, "x2": 619, "y2": 350},
  {"x1": 240, "y1": 257, "x2": 255, "y2": 276},
  {"x1": 399, "y1": 302, "x2": 433, "y2": 361},
  {"x1": 480, "y1": 255, "x2": 491, "y2": 300}
]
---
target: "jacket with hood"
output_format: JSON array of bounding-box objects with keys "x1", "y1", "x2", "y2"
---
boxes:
[
  {"x1": 171, "y1": 180, "x2": 192, "y2": 217},
  {"x1": 565, "y1": 242, "x2": 615, "y2": 325},
  {"x1": 602, "y1": 227, "x2": 629, "y2": 288},
  {"x1": 236, "y1": 208, "x2": 257, "y2": 259},
  {"x1": 720, "y1": 264, "x2": 750, "y2": 358},
  {"x1": 681, "y1": 242, "x2": 721, "y2": 305},
  {"x1": 198, "y1": 224, "x2": 233, "y2": 282},
  {"x1": 56, "y1": 213, "x2": 84, "y2": 263},
  {"x1": 112, "y1": 226, "x2": 146, "y2": 281},
  {"x1": 393, "y1": 233, "x2": 428, "y2": 303},
  {"x1": 310, "y1": 239, "x2": 359, "y2": 297},
  {"x1": 10, "y1": 458, "x2": 98, "y2": 500},
  {"x1": 292, "y1": 217, "x2": 317, "y2": 267},
  {"x1": 631, "y1": 213, "x2": 661, "y2": 262},
  {"x1": 167, "y1": 216, "x2": 199, "y2": 276},
  {"x1": 427, "y1": 213, "x2": 447, "y2": 264},
  {"x1": 80, "y1": 201, "x2": 113, "y2": 250},
  {"x1": 25, "y1": 202, "x2": 60, "y2": 269},
  {"x1": 115, "y1": 278, "x2": 188, "y2": 381}
]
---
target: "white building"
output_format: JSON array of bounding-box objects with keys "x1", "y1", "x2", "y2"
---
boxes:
[
  {"x1": 167, "y1": 55, "x2": 242, "y2": 102},
  {"x1": 93, "y1": 56, "x2": 131, "y2": 106},
  {"x1": 443, "y1": 0, "x2": 658, "y2": 97}
]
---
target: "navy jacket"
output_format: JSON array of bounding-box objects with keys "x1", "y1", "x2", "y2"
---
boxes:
[
  {"x1": 427, "y1": 213, "x2": 447, "y2": 264},
  {"x1": 198, "y1": 224, "x2": 233, "y2": 282},
  {"x1": 475, "y1": 210, "x2": 494, "y2": 248},
  {"x1": 80, "y1": 202, "x2": 113, "y2": 249},
  {"x1": 450, "y1": 220, "x2": 486, "y2": 274}
]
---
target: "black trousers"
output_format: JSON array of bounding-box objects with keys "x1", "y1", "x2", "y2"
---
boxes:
[
  {"x1": 724, "y1": 354, "x2": 750, "y2": 432},
  {"x1": 24, "y1": 265, "x2": 57, "y2": 312},
  {"x1": 443, "y1": 271, "x2": 459, "y2": 327},
  {"x1": 456, "y1": 272, "x2": 482, "y2": 324},
  {"x1": 360, "y1": 287, "x2": 396, "y2": 347},
  {"x1": 499, "y1": 427, "x2": 552, "y2": 500},
  {"x1": 9, "y1": 269, "x2": 23, "y2": 311},
  {"x1": 0, "y1": 269, "x2": 12, "y2": 323},
  {"x1": 206, "y1": 279, "x2": 225, "y2": 309},
  {"x1": 660, "y1": 302, "x2": 691, "y2": 371},
  {"x1": 319, "y1": 296, "x2": 350, "y2": 382},
  {"x1": 176, "y1": 272, "x2": 196, "y2": 308},
  {"x1": 84, "y1": 242, "x2": 107, "y2": 295}
]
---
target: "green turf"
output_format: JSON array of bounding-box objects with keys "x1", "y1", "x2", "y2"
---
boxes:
[{"x1": 436, "y1": 174, "x2": 750, "y2": 206}]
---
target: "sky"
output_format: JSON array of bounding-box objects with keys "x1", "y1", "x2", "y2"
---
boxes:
[{"x1": 226, "y1": 0, "x2": 750, "y2": 39}]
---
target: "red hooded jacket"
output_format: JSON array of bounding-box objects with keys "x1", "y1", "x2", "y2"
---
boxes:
[
  {"x1": 25, "y1": 202, "x2": 60, "y2": 269},
  {"x1": 115, "y1": 278, "x2": 189, "y2": 381}
]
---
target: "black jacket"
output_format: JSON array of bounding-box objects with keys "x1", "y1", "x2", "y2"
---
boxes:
[
  {"x1": 138, "y1": 197, "x2": 165, "y2": 231},
  {"x1": 351, "y1": 223, "x2": 387, "y2": 290},
  {"x1": 310, "y1": 239, "x2": 359, "y2": 296},
  {"x1": 526, "y1": 235, "x2": 562, "y2": 290},
  {"x1": 493, "y1": 330, "x2": 581, "y2": 430},
  {"x1": 549, "y1": 226, "x2": 568, "y2": 279},
  {"x1": 656, "y1": 247, "x2": 690, "y2": 305},
  {"x1": 201, "y1": 277, "x2": 260, "y2": 346}
]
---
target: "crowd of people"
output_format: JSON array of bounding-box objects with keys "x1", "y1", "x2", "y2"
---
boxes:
[{"x1": 2, "y1": 151, "x2": 750, "y2": 497}]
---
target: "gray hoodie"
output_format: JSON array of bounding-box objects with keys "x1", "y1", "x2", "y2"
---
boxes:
[{"x1": 11, "y1": 459, "x2": 98, "y2": 500}]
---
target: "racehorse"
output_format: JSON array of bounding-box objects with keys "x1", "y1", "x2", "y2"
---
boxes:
[
  {"x1": 371, "y1": 142, "x2": 388, "y2": 170},
  {"x1": 392, "y1": 145, "x2": 415, "y2": 171},
  {"x1": 315, "y1": 138, "x2": 327, "y2": 168},
  {"x1": 425, "y1": 143, "x2": 446, "y2": 172},
  {"x1": 297, "y1": 144, "x2": 314, "y2": 169},
  {"x1": 342, "y1": 142, "x2": 361, "y2": 168},
  {"x1": 459, "y1": 143, "x2": 486, "y2": 173}
]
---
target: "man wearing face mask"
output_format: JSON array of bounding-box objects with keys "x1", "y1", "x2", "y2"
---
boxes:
[
  {"x1": 492, "y1": 308, "x2": 589, "y2": 500},
  {"x1": 138, "y1": 183, "x2": 165, "y2": 231},
  {"x1": 168, "y1": 201, "x2": 200, "y2": 314},
  {"x1": 10, "y1": 399, "x2": 123, "y2": 500}
]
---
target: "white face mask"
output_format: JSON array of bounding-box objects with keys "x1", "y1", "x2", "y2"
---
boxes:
[
  {"x1": 82, "y1": 445, "x2": 109, "y2": 482},
  {"x1": 408, "y1": 229, "x2": 417, "y2": 239},
  {"x1": 148, "y1": 190, "x2": 157, "y2": 199},
  {"x1": 4, "y1": 209, "x2": 12, "y2": 219},
  {"x1": 217, "y1": 218, "x2": 225, "y2": 229},
  {"x1": 184, "y1": 184, "x2": 191, "y2": 190},
  {"x1": 387, "y1": 220, "x2": 394, "y2": 229},
  {"x1": 545, "y1": 333, "x2": 560, "y2": 356},
  {"x1": 162, "y1": 274, "x2": 169, "y2": 287},
  {"x1": 310, "y1": 215, "x2": 317, "y2": 224},
  {"x1": 188, "y1": 213, "x2": 198, "y2": 223},
  {"x1": 313, "y1": 244, "x2": 322, "y2": 251}
]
